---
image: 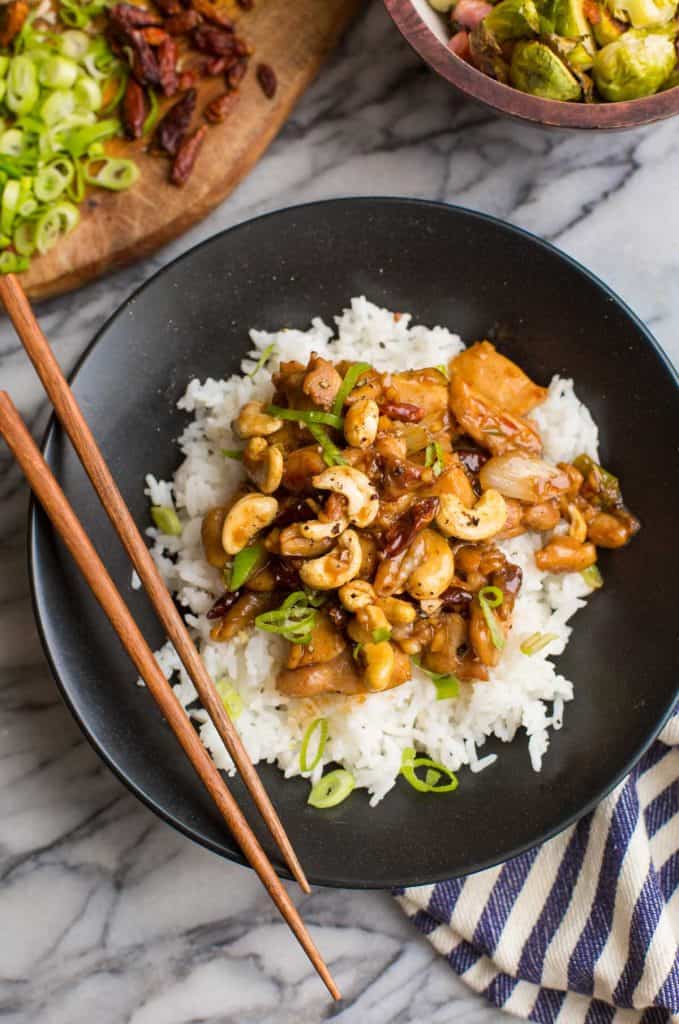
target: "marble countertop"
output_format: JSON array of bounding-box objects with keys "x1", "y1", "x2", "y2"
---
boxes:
[{"x1": 1, "y1": 5, "x2": 678, "y2": 1022}]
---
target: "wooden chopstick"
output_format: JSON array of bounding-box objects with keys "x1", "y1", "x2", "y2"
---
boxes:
[
  {"x1": 0, "y1": 274, "x2": 309, "y2": 895},
  {"x1": 0, "y1": 391, "x2": 340, "y2": 1002}
]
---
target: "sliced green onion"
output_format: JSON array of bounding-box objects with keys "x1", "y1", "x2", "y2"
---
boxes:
[
  {"x1": 266, "y1": 404, "x2": 344, "y2": 430},
  {"x1": 435, "y1": 363, "x2": 449, "y2": 380},
  {"x1": 41, "y1": 89, "x2": 76, "y2": 127},
  {"x1": 300, "y1": 717, "x2": 328, "y2": 773},
  {"x1": 352, "y1": 642, "x2": 363, "y2": 661},
  {"x1": 425, "y1": 440, "x2": 444, "y2": 477},
  {"x1": 74, "y1": 75, "x2": 102, "y2": 112},
  {"x1": 64, "y1": 118, "x2": 119, "y2": 158},
  {"x1": 400, "y1": 748, "x2": 459, "y2": 794},
  {"x1": 100, "y1": 72, "x2": 128, "y2": 116},
  {"x1": 34, "y1": 166, "x2": 67, "y2": 202},
  {"x1": 39, "y1": 56, "x2": 79, "y2": 90},
  {"x1": 84, "y1": 157, "x2": 138, "y2": 190},
  {"x1": 371, "y1": 627, "x2": 392, "y2": 643},
  {"x1": 332, "y1": 361, "x2": 371, "y2": 417},
  {"x1": 478, "y1": 585, "x2": 505, "y2": 651},
  {"x1": 581, "y1": 564, "x2": 603, "y2": 589},
  {"x1": 6, "y1": 56, "x2": 39, "y2": 117},
  {"x1": 520, "y1": 632, "x2": 558, "y2": 656},
  {"x1": 215, "y1": 678, "x2": 243, "y2": 720},
  {"x1": 142, "y1": 86, "x2": 160, "y2": 136},
  {"x1": 1, "y1": 179, "x2": 20, "y2": 235},
  {"x1": 248, "y1": 342, "x2": 277, "y2": 379},
  {"x1": 221, "y1": 448, "x2": 243, "y2": 460},
  {"x1": 255, "y1": 591, "x2": 318, "y2": 645},
  {"x1": 0, "y1": 250, "x2": 18, "y2": 273},
  {"x1": 59, "y1": 30, "x2": 90, "y2": 60},
  {"x1": 0, "y1": 57, "x2": 9, "y2": 78},
  {"x1": 308, "y1": 769, "x2": 355, "y2": 809},
  {"x1": 34, "y1": 202, "x2": 79, "y2": 254},
  {"x1": 229, "y1": 542, "x2": 266, "y2": 591},
  {"x1": 411, "y1": 657, "x2": 460, "y2": 700},
  {"x1": 13, "y1": 220, "x2": 36, "y2": 255},
  {"x1": 151, "y1": 505, "x2": 182, "y2": 536},
  {"x1": 0, "y1": 128, "x2": 23, "y2": 157},
  {"x1": 308, "y1": 422, "x2": 345, "y2": 467}
]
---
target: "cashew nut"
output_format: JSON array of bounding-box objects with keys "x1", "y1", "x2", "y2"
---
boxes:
[
  {"x1": 298, "y1": 516, "x2": 349, "y2": 542},
  {"x1": 243, "y1": 437, "x2": 284, "y2": 494},
  {"x1": 299, "y1": 529, "x2": 362, "y2": 590},
  {"x1": 311, "y1": 466, "x2": 379, "y2": 528},
  {"x1": 568, "y1": 503, "x2": 587, "y2": 543},
  {"x1": 233, "y1": 401, "x2": 281, "y2": 439},
  {"x1": 362, "y1": 640, "x2": 395, "y2": 692},
  {"x1": 279, "y1": 523, "x2": 334, "y2": 558},
  {"x1": 221, "y1": 493, "x2": 278, "y2": 555},
  {"x1": 339, "y1": 579, "x2": 376, "y2": 612},
  {"x1": 406, "y1": 528, "x2": 455, "y2": 600},
  {"x1": 344, "y1": 397, "x2": 379, "y2": 449},
  {"x1": 436, "y1": 488, "x2": 507, "y2": 541},
  {"x1": 379, "y1": 595, "x2": 416, "y2": 625},
  {"x1": 357, "y1": 603, "x2": 391, "y2": 637}
]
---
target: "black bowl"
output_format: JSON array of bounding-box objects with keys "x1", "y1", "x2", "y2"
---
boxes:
[{"x1": 29, "y1": 199, "x2": 678, "y2": 889}]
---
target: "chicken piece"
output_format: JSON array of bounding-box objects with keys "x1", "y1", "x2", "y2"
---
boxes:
[
  {"x1": 423, "y1": 613, "x2": 467, "y2": 676},
  {"x1": 384, "y1": 370, "x2": 449, "y2": 430},
  {"x1": 451, "y1": 341, "x2": 547, "y2": 415},
  {"x1": 277, "y1": 648, "x2": 364, "y2": 697},
  {"x1": 421, "y1": 452, "x2": 475, "y2": 507},
  {"x1": 496, "y1": 498, "x2": 525, "y2": 539},
  {"x1": 281, "y1": 445, "x2": 325, "y2": 492},
  {"x1": 285, "y1": 612, "x2": 346, "y2": 669},
  {"x1": 449, "y1": 375, "x2": 542, "y2": 457},
  {"x1": 272, "y1": 360, "x2": 306, "y2": 407},
  {"x1": 522, "y1": 500, "x2": 561, "y2": 532},
  {"x1": 209, "y1": 591, "x2": 275, "y2": 642},
  {"x1": 302, "y1": 352, "x2": 343, "y2": 410}
]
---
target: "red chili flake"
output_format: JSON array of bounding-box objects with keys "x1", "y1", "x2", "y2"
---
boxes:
[
  {"x1": 155, "y1": 87, "x2": 196, "y2": 155},
  {"x1": 121, "y1": 77, "x2": 147, "y2": 139},
  {"x1": 204, "y1": 89, "x2": 239, "y2": 123},
  {"x1": 170, "y1": 123, "x2": 207, "y2": 186},
  {"x1": 178, "y1": 69, "x2": 197, "y2": 89},
  {"x1": 256, "y1": 62, "x2": 276, "y2": 98},
  {"x1": 165, "y1": 10, "x2": 202, "y2": 33},
  {"x1": 382, "y1": 496, "x2": 440, "y2": 558},
  {"x1": 379, "y1": 401, "x2": 424, "y2": 422}
]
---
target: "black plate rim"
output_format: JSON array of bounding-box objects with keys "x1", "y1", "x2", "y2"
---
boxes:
[{"x1": 27, "y1": 197, "x2": 679, "y2": 889}]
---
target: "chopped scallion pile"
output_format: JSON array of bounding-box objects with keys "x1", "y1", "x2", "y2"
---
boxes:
[{"x1": 255, "y1": 590, "x2": 319, "y2": 645}]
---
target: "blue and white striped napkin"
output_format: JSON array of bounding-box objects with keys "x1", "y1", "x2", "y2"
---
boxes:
[{"x1": 395, "y1": 710, "x2": 678, "y2": 1023}]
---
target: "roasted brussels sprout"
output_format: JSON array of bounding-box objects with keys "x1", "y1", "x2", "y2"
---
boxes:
[
  {"x1": 469, "y1": 21, "x2": 512, "y2": 79},
  {"x1": 591, "y1": 3, "x2": 626, "y2": 45},
  {"x1": 483, "y1": 0, "x2": 540, "y2": 38},
  {"x1": 609, "y1": 0, "x2": 677, "y2": 27},
  {"x1": 510, "y1": 38, "x2": 583, "y2": 96},
  {"x1": 592, "y1": 28, "x2": 676, "y2": 99}
]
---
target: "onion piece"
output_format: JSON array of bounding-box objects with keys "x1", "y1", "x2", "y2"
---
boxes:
[{"x1": 479, "y1": 454, "x2": 570, "y2": 503}]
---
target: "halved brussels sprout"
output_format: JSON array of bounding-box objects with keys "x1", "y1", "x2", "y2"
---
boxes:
[
  {"x1": 608, "y1": 0, "x2": 677, "y2": 27},
  {"x1": 469, "y1": 22, "x2": 512, "y2": 79},
  {"x1": 510, "y1": 38, "x2": 583, "y2": 96},
  {"x1": 554, "y1": 0, "x2": 591, "y2": 35},
  {"x1": 591, "y1": 3, "x2": 626, "y2": 44},
  {"x1": 592, "y1": 28, "x2": 676, "y2": 99},
  {"x1": 483, "y1": 0, "x2": 540, "y2": 38}
]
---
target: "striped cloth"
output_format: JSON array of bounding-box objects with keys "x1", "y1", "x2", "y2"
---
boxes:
[{"x1": 395, "y1": 710, "x2": 678, "y2": 1024}]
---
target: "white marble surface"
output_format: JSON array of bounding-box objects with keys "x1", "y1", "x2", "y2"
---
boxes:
[{"x1": 1, "y1": 4, "x2": 678, "y2": 1022}]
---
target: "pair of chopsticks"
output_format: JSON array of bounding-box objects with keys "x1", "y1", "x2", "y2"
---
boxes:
[{"x1": 0, "y1": 274, "x2": 340, "y2": 1002}]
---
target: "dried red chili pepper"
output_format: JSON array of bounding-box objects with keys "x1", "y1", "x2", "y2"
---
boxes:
[
  {"x1": 379, "y1": 401, "x2": 424, "y2": 422},
  {"x1": 226, "y1": 55, "x2": 248, "y2": 88},
  {"x1": 192, "y1": 24, "x2": 236, "y2": 55},
  {"x1": 157, "y1": 35, "x2": 179, "y2": 96},
  {"x1": 206, "y1": 590, "x2": 241, "y2": 619},
  {"x1": 121, "y1": 77, "x2": 147, "y2": 139},
  {"x1": 455, "y1": 446, "x2": 489, "y2": 474},
  {"x1": 383, "y1": 496, "x2": 440, "y2": 558},
  {"x1": 256, "y1": 62, "x2": 277, "y2": 98},
  {"x1": 204, "y1": 90, "x2": 239, "y2": 123},
  {"x1": 270, "y1": 558, "x2": 303, "y2": 591},
  {"x1": 126, "y1": 29, "x2": 162, "y2": 87},
  {"x1": 191, "y1": 0, "x2": 235, "y2": 28},
  {"x1": 171, "y1": 124, "x2": 207, "y2": 186},
  {"x1": 439, "y1": 585, "x2": 473, "y2": 613},
  {"x1": 155, "y1": 87, "x2": 196, "y2": 155},
  {"x1": 165, "y1": 9, "x2": 202, "y2": 33},
  {"x1": 109, "y1": 2, "x2": 162, "y2": 29}
]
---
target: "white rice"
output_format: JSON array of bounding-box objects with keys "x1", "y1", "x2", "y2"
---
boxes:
[{"x1": 142, "y1": 297, "x2": 599, "y2": 806}]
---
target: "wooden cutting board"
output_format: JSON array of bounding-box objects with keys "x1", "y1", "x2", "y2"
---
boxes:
[{"x1": 22, "y1": 0, "x2": 362, "y2": 300}]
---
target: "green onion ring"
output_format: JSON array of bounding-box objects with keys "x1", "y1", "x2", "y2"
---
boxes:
[
  {"x1": 300, "y1": 717, "x2": 328, "y2": 773},
  {"x1": 400, "y1": 748, "x2": 459, "y2": 794},
  {"x1": 520, "y1": 632, "x2": 558, "y2": 656},
  {"x1": 308, "y1": 769, "x2": 355, "y2": 809},
  {"x1": 331, "y1": 361, "x2": 371, "y2": 417}
]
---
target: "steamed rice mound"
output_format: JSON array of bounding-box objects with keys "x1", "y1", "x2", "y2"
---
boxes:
[{"x1": 142, "y1": 297, "x2": 599, "y2": 805}]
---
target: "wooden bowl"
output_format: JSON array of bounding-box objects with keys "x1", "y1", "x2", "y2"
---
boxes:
[{"x1": 384, "y1": 0, "x2": 679, "y2": 128}]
